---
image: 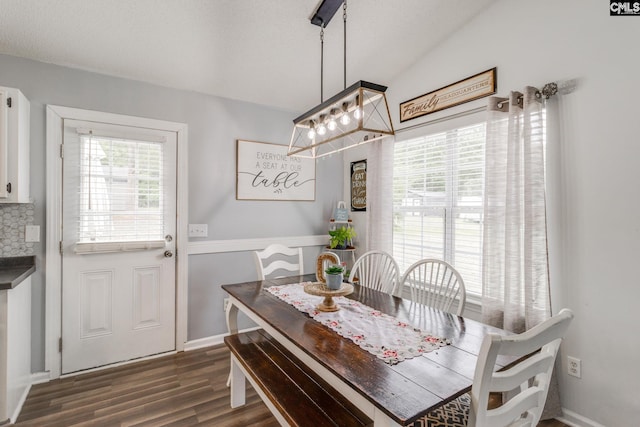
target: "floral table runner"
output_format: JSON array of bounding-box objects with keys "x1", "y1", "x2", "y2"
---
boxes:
[{"x1": 266, "y1": 283, "x2": 449, "y2": 364}]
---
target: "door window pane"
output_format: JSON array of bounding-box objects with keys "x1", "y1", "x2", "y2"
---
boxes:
[{"x1": 78, "y1": 134, "x2": 164, "y2": 243}]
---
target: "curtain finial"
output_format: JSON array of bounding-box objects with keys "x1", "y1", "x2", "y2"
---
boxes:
[{"x1": 541, "y1": 82, "x2": 558, "y2": 99}]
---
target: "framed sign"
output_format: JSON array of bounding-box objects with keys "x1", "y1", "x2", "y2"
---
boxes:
[
  {"x1": 236, "y1": 140, "x2": 316, "y2": 201},
  {"x1": 350, "y1": 159, "x2": 366, "y2": 211},
  {"x1": 400, "y1": 68, "x2": 497, "y2": 122}
]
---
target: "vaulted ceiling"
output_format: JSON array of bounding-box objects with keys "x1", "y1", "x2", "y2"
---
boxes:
[{"x1": 0, "y1": 0, "x2": 496, "y2": 112}]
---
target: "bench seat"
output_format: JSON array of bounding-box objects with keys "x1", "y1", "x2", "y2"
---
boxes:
[{"x1": 224, "y1": 329, "x2": 372, "y2": 427}]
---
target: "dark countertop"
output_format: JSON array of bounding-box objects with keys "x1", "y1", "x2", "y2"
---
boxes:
[{"x1": 0, "y1": 255, "x2": 36, "y2": 290}]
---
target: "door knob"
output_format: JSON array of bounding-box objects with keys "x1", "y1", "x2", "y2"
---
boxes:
[{"x1": 164, "y1": 250, "x2": 173, "y2": 258}]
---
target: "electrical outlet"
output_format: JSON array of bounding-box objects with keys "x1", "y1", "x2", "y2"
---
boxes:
[
  {"x1": 567, "y1": 356, "x2": 581, "y2": 378},
  {"x1": 25, "y1": 225, "x2": 40, "y2": 242},
  {"x1": 188, "y1": 224, "x2": 208, "y2": 237},
  {"x1": 223, "y1": 298, "x2": 230, "y2": 312}
]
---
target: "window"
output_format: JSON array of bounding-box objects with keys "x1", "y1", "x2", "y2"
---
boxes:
[
  {"x1": 393, "y1": 120, "x2": 485, "y2": 296},
  {"x1": 78, "y1": 134, "x2": 164, "y2": 243}
]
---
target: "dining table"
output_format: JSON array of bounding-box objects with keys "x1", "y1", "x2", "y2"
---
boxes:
[{"x1": 222, "y1": 273, "x2": 513, "y2": 427}]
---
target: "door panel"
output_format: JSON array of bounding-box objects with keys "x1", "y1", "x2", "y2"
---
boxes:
[
  {"x1": 80, "y1": 269, "x2": 113, "y2": 338},
  {"x1": 61, "y1": 119, "x2": 177, "y2": 374},
  {"x1": 132, "y1": 266, "x2": 162, "y2": 329}
]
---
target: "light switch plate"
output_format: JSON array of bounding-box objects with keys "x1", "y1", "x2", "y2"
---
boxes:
[
  {"x1": 25, "y1": 225, "x2": 40, "y2": 242},
  {"x1": 188, "y1": 224, "x2": 208, "y2": 237}
]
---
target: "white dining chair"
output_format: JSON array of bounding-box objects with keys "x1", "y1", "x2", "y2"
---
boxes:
[
  {"x1": 348, "y1": 250, "x2": 399, "y2": 295},
  {"x1": 400, "y1": 258, "x2": 467, "y2": 316},
  {"x1": 411, "y1": 309, "x2": 574, "y2": 427},
  {"x1": 253, "y1": 244, "x2": 303, "y2": 280}
]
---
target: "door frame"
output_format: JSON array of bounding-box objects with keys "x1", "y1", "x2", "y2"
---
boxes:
[{"x1": 45, "y1": 105, "x2": 189, "y2": 379}]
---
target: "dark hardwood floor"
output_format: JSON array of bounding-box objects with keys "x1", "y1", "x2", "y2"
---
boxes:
[
  {"x1": 13, "y1": 344, "x2": 568, "y2": 426},
  {"x1": 14, "y1": 345, "x2": 278, "y2": 427}
]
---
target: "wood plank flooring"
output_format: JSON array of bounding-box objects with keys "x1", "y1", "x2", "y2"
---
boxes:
[
  {"x1": 14, "y1": 345, "x2": 278, "y2": 427},
  {"x1": 13, "y1": 344, "x2": 568, "y2": 426}
]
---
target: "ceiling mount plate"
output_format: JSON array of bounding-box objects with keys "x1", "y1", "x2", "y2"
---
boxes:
[{"x1": 310, "y1": 0, "x2": 343, "y2": 27}]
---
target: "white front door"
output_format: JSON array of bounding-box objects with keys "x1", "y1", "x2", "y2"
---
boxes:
[{"x1": 61, "y1": 119, "x2": 177, "y2": 374}]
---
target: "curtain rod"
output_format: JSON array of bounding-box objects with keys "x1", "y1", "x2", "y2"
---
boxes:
[
  {"x1": 494, "y1": 81, "x2": 560, "y2": 109},
  {"x1": 396, "y1": 79, "x2": 575, "y2": 134}
]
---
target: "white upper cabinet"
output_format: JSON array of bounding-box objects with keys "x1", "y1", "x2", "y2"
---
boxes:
[{"x1": 0, "y1": 86, "x2": 30, "y2": 203}]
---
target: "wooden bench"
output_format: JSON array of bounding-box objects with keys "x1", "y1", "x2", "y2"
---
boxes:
[{"x1": 224, "y1": 329, "x2": 372, "y2": 427}]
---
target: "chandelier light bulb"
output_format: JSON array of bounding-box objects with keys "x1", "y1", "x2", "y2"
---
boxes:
[
  {"x1": 340, "y1": 103, "x2": 351, "y2": 125},
  {"x1": 307, "y1": 121, "x2": 316, "y2": 139},
  {"x1": 353, "y1": 96, "x2": 363, "y2": 120},
  {"x1": 353, "y1": 106, "x2": 362, "y2": 120},
  {"x1": 316, "y1": 115, "x2": 327, "y2": 136},
  {"x1": 327, "y1": 109, "x2": 338, "y2": 131}
]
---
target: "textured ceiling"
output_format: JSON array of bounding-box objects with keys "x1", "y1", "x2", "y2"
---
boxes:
[{"x1": 0, "y1": 0, "x2": 496, "y2": 112}]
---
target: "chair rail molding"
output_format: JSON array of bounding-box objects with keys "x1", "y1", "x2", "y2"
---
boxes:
[{"x1": 187, "y1": 235, "x2": 327, "y2": 255}]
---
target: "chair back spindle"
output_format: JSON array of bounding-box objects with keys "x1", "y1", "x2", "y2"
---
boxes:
[
  {"x1": 400, "y1": 259, "x2": 467, "y2": 316},
  {"x1": 349, "y1": 250, "x2": 399, "y2": 295}
]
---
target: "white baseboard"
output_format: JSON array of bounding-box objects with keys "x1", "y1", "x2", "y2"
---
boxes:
[
  {"x1": 9, "y1": 383, "x2": 31, "y2": 424},
  {"x1": 558, "y1": 408, "x2": 605, "y2": 427},
  {"x1": 6, "y1": 372, "x2": 49, "y2": 424},
  {"x1": 183, "y1": 333, "x2": 226, "y2": 351},
  {"x1": 30, "y1": 371, "x2": 50, "y2": 385},
  {"x1": 183, "y1": 326, "x2": 262, "y2": 352}
]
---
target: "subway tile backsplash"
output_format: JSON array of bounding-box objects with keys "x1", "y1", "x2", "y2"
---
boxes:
[{"x1": 0, "y1": 203, "x2": 35, "y2": 257}]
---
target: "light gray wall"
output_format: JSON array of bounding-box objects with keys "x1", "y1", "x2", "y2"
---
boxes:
[
  {"x1": 386, "y1": 1, "x2": 640, "y2": 425},
  {"x1": 0, "y1": 53, "x2": 343, "y2": 371}
]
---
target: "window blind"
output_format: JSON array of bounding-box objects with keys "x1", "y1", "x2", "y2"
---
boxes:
[
  {"x1": 393, "y1": 121, "x2": 485, "y2": 295},
  {"x1": 76, "y1": 133, "x2": 165, "y2": 246}
]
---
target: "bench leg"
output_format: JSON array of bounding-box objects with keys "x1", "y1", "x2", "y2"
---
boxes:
[
  {"x1": 229, "y1": 354, "x2": 246, "y2": 408},
  {"x1": 226, "y1": 301, "x2": 240, "y2": 388},
  {"x1": 226, "y1": 300, "x2": 239, "y2": 335}
]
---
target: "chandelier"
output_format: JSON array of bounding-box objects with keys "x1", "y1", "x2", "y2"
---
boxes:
[{"x1": 288, "y1": 0, "x2": 394, "y2": 159}]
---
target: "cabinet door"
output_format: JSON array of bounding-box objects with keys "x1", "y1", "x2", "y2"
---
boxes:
[
  {"x1": 0, "y1": 88, "x2": 8, "y2": 199},
  {"x1": 0, "y1": 86, "x2": 30, "y2": 203}
]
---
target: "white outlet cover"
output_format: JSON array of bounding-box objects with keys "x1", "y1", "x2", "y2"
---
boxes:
[
  {"x1": 567, "y1": 356, "x2": 581, "y2": 378},
  {"x1": 25, "y1": 225, "x2": 40, "y2": 242}
]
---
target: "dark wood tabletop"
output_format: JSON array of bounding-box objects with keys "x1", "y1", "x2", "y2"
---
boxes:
[{"x1": 222, "y1": 274, "x2": 511, "y2": 426}]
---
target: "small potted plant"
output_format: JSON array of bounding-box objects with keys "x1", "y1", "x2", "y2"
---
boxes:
[
  {"x1": 328, "y1": 226, "x2": 356, "y2": 249},
  {"x1": 324, "y1": 264, "x2": 344, "y2": 290}
]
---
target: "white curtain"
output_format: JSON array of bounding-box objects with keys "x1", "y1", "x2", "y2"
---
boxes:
[
  {"x1": 482, "y1": 87, "x2": 561, "y2": 419},
  {"x1": 365, "y1": 138, "x2": 394, "y2": 253},
  {"x1": 482, "y1": 86, "x2": 551, "y2": 332}
]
